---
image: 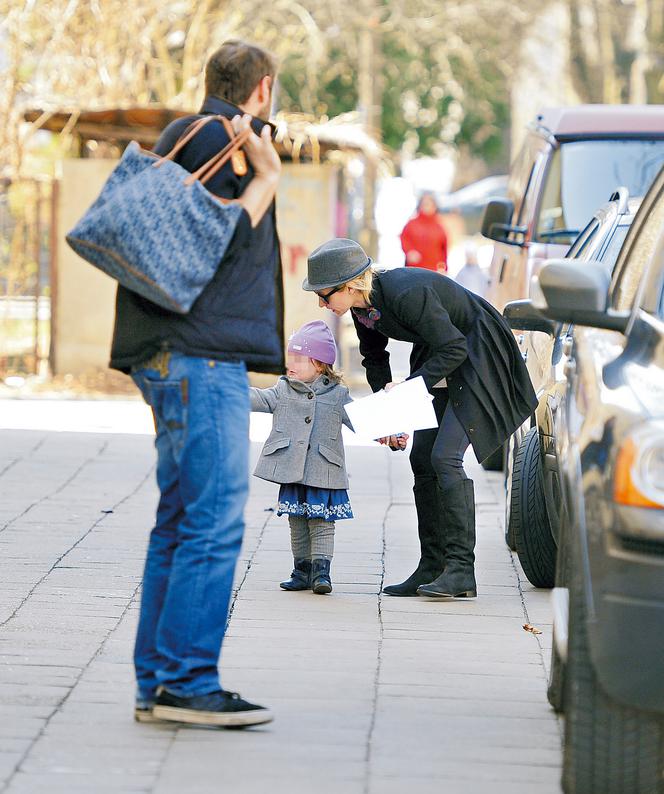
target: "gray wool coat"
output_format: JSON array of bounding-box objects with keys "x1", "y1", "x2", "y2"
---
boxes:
[{"x1": 250, "y1": 375, "x2": 353, "y2": 489}]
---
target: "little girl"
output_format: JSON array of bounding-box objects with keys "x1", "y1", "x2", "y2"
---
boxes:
[{"x1": 250, "y1": 320, "x2": 353, "y2": 594}]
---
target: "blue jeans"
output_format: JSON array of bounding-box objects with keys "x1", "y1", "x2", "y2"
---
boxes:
[{"x1": 131, "y1": 353, "x2": 249, "y2": 699}]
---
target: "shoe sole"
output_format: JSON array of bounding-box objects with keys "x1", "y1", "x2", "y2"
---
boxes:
[
  {"x1": 312, "y1": 584, "x2": 332, "y2": 595},
  {"x1": 417, "y1": 589, "x2": 477, "y2": 599},
  {"x1": 152, "y1": 705, "x2": 274, "y2": 727},
  {"x1": 382, "y1": 589, "x2": 420, "y2": 597},
  {"x1": 134, "y1": 708, "x2": 160, "y2": 724}
]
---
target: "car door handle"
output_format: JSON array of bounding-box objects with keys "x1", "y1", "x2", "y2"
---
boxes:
[{"x1": 499, "y1": 256, "x2": 508, "y2": 283}]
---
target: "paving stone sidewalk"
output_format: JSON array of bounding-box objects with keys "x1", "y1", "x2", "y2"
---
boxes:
[{"x1": 0, "y1": 418, "x2": 562, "y2": 794}]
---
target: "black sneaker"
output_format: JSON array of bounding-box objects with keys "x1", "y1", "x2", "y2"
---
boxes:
[
  {"x1": 134, "y1": 697, "x2": 159, "y2": 723},
  {"x1": 152, "y1": 688, "x2": 274, "y2": 728}
]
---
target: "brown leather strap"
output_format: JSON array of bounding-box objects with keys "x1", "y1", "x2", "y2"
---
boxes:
[
  {"x1": 152, "y1": 115, "x2": 219, "y2": 167},
  {"x1": 151, "y1": 112, "x2": 251, "y2": 192},
  {"x1": 184, "y1": 126, "x2": 251, "y2": 186}
]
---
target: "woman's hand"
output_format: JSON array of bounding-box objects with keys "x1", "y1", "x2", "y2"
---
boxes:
[
  {"x1": 376, "y1": 433, "x2": 409, "y2": 450},
  {"x1": 383, "y1": 381, "x2": 403, "y2": 392},
  {"x1": 231, "y1": 114, "x2": 280, "y2": 227}
]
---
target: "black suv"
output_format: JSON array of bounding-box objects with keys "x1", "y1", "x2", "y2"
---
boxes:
[
  {"x1": 516, "y1": 167, "x2": 664, "y2": 792},
  {"x1": 502, "y1": 191, "x2": 639, "y2": 587}
]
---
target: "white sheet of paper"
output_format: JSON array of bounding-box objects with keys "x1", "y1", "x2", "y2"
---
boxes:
[{"x1": 344, "y1": 376, "x2": 438, "y2": 440}]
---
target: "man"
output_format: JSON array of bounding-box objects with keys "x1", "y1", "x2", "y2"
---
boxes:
[
  {"x1": 400, "y1": 193, "x2": 448, "y2": 273},
  {"x1": 110, "y1": 40, "x2": 283, "y2": 727}
]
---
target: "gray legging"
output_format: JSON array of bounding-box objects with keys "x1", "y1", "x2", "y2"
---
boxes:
[
  {"x1": 410, "y1": 390, "x2": 470, "y2": 491},
  {"x1": 288, "y1": 516, "x2": 335, "y2": 560}
]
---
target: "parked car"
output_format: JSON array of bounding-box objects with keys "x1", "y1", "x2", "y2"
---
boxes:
[
  {"x1": 481, "y1": 104, "x2": 664, "y2": 312},
  {"x1": 515, "y1": 166, "x2": 664, "y2": 792},
  {"x1": 478, "y1": 106, "x2": 664, "y2": 473},
  {"x1": 436, "y1": 174, "x2": 508, "y2": 236},
  {"x1": 502, "y1": 189, "x2": 640, "y2": 586}
]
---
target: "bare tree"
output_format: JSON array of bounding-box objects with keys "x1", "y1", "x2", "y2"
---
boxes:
[{"x1": 1, "y1": 0, "x2": 551, "y2": 177}]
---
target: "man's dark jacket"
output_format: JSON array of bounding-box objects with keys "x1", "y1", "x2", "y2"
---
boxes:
[
  {"x1": 352, "y1": 268, "x2": 538, "y2": 462},
  {"x1": 109, "y1": 95, "x2": 284, "y2": 374}
]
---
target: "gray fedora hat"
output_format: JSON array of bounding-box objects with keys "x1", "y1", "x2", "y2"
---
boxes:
[{"x1": 303, "y1": 238, "x2": 373, "y2": 291}]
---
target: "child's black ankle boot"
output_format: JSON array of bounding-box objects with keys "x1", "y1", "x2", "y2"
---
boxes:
[
  {"x1": 311, "y1": 558, "x2": 332, "y2": 594},
  {"x1": 280, "y1": 558, "x2": 312, "y2": 591}
]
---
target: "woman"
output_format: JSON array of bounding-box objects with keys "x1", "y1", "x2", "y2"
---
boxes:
[
  {"x1": 400, "y1": 193, "x2": 448, "y2": 272},
  {"x1": 303, "y1": 238, "x2": 537, "y2": 599}
]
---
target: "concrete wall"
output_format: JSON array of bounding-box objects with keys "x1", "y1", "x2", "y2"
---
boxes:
[
  {"x1": 54, "y1": 159, "x2": 119, "y2": 374},
  {"x1": 53, "y1": 158, "x2": 339, "y2": 377}
]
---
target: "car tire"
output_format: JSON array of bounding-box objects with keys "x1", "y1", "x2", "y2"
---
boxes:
[
  {"x1": 481, "y1": 443, "x2": 505, "y2": 472},
  {"x1": 511, "y1": 428, "x2": 556, "y2": 588},
  {"x1": 562, "y1": 552, "x2": 664, "y2": 793},
  {"x1": 504, "y1": 433, "x2": 518, "y2": 550},
  {"x1": 547, "y1": 505, "x2": 571, "y2": 713}
]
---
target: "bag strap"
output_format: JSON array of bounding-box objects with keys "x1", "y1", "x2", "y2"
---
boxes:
[
  {"x1": 153, "y1": 115, "x2": 219, "y2": 166},
  {"x1": 184, "y1": 125, "x2": 251, "y2": 187}
]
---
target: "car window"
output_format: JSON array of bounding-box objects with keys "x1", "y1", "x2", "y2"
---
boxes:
[
  {"x1": 612, "y1": 196, "x2": 664, "y2": 311},
  {"x1": 535, "y1": 139, "x2": 664, "y2": 246},
  {"x1": 507, "y1": 141, "x2": 535, "y2": 219},
  {"x1": 508, "y1": 135, "x2": 547, "y2": 228}
]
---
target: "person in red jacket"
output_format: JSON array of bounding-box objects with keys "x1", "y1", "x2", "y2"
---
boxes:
[{"x1": 400, "y1": 193, "x2": 448, "y2": 273}]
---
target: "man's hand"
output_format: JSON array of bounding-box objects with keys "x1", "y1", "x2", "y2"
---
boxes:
[
  {"x1": 232, "y1": 114, "x2": 281, "y2": 180},
  {"x1": 231, "y1": 114, "x2": 280, "y2": 227},
  {"x1": 383, "y1": 381, "x2": 403, "y2": 392}
]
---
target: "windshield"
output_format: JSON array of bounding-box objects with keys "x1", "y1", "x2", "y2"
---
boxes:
[{"x1": 536, "y1": 139, "x2": 664, "y2": 245}]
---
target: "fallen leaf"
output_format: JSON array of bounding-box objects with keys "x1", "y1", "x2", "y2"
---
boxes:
[{"x1": 523, "y1": 623, "x2": 542, "y2": 635}]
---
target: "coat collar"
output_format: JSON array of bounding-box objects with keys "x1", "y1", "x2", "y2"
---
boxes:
[
  {"x1": 281, "y1": 374, "x2": 337, "y2": 395},
  {"x1": 200, "y1": 94, "x2": 276, "y2": 138}
]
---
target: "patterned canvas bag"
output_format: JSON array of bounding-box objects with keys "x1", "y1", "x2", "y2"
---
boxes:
[{"x1": 66, "y1": 115, "x2": 251, "y2": 314}]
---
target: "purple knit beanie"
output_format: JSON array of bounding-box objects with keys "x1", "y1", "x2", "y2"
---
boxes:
[{"x1": 287, "y1": 320, "x2": 337, "y2": 365}]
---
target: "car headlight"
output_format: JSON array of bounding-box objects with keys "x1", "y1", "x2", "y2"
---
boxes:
[{"x1": 614, "y1": 422, "x2": 664, "y2": 508}]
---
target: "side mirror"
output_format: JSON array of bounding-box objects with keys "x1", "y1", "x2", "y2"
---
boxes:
[
  {"x1": 481, "y1": 198, "x2": 525, "y2": 245},
  {"x1": 503, "y1": 300, "x2": 557, "y2": 335},
  {"x1": 534, "y1": 258, "x2": 629, "y2": 332}
]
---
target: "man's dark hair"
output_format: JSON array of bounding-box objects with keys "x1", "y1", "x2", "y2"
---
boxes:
[{"x1": 205, "y1": 40, "x2": 278, "y2": 106}]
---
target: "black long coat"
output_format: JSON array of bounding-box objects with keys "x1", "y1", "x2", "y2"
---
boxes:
[{"x1": 351, "y1": 268, "x2": 537, "y2": 462}]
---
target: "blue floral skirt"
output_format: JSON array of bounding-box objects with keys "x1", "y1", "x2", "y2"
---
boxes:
[{"x1": 277, "y1": 484, "x2": 353, "y2": 521}]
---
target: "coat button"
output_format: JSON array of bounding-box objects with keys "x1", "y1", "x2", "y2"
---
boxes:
[
  {"x1": 323, "y1": 378, "x2": 330, "y2": 385},
  {"x1": 469, "y1": 427, "x2": 474, "y2": 433},
  {"x1": 305, "y1": 416, "x2": 312, "y2": 424},
  {"x1": 307, "y1": 393, "x2": 313, "y2": 399}
]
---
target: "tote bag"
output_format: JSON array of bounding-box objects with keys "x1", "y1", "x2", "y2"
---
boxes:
[{"x1": 66, "y1": 115, "x2": 251, "y2": 314}]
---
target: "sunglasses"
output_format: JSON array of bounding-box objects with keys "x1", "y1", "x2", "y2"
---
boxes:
[{"x1": 316, "y1": 284, "x2": 344, "y2": 304}]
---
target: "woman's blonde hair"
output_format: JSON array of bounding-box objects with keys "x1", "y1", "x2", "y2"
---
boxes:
[{"x1": 344, "y1": 266, "x2": 376, "y2": 305}]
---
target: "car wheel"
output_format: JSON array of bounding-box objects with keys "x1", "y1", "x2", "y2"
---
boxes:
[
  {"x1": 511, "y1": 427, "x2": 556, "y2": 588},
  {"x1": 562, "y1": 553, "x2": 664, "y2": 793},
  {"x1": 504, "y1": 433, "x2": 518, "y2": 550},
  {"x1": 547, "y1": 630, "x2": 566, "y2": 714},
  {"x1": 547, "y1": 504, "x2": 571, "y2": 713},
  {"x1": 481, "y1": 442, "x2": 504, "y2": 472}
]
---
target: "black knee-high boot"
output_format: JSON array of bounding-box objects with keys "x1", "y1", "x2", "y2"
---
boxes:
[
  {"x1": 383, "y1": 476, "x2": 446, "y2": 597},
  {"x1": 417, "y1": 479, "x2": 477, "y2": 599}
]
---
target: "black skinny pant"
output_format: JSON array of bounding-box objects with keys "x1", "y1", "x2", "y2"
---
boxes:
[{"x1": 409, "y1": 390, "x2": 470, "y2": 491}]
